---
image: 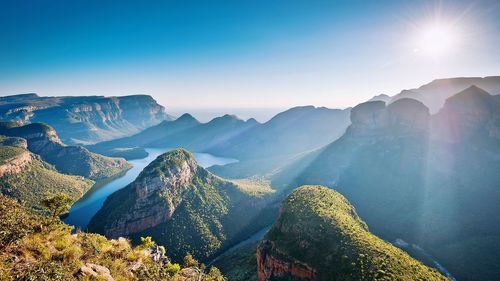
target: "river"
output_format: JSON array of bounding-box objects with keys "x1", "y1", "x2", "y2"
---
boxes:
[{"x1": 63, "y1": 148, "x2": 237, "y2": 230}]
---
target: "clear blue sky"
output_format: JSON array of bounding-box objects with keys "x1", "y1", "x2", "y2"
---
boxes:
[{"x1": 1, "y1": 0, "x2": 499, "y2": 111}]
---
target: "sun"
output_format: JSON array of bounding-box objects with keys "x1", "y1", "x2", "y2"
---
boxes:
[{"x1": 414, "y1": 23, "x2": 460, "y2": 57}]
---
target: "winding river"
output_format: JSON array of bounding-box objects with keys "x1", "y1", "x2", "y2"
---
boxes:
[{"x1": 63, "y1": 148, "x2": 237, "y2": 230}]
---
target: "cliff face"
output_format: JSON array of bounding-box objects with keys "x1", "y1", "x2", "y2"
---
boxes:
[
  {"x1": 0, "y1": 94, "x2": 172, "y2": 145},
  {"x1": 257, "y1": 186, "x2": 447, "y2": 281},
  {"x1": 257, "y1": 240, "x2": 316, "y2": 281},
  {"x1": 89, "y1": 148, "x2": 274, "y2": 261},
  {"x1": 0, "y1": 122, "x2": 130, "y2": 180}
]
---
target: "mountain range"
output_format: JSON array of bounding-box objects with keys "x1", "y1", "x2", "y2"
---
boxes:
[
  {"x1": 89, "y1": 106, "x2": 351, "y2": 178},
  {"x1": 388, "y1": 76, "x2": 500, "y2": 113}
]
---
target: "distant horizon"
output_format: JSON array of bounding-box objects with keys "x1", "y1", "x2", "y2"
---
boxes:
[{"x1": 3, "y1": 74, "x2": 499, "y2": 122}]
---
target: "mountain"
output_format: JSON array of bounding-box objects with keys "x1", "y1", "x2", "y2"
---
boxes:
[
  {"x1": 88, "y1": 113, "x2": 256, "y2": 157},
  {"x1": 89, "y1": 148, "x2": 276, "y2": 262},
  {"x1": 390, "y1": 76, "x2": 500, "y2": 113},
  {"x1": 0, "y1": 93, "x2": 172, "y2": 145},
  {"x1": 257, "y1": 186, "x2": 447, "y2": 281},
  {"x1": 0, "y1": 122, "x2": 131, "y2": 180},
  {"x1": 209, "y1": 106, "x2": 350, "y2": 160},
  {"x1": 272, "y1": 86, "x2": 500, "y2": 280},
  {"x1": 89, "y1": 106, "x2": 351, "y2": 178},
  {"x1": 0, "y1": 144, "x2": 93, "y2": 211},
  {"x1": 367, "y1": 93, "x2": 391, "y2": 103},
  {"x1": 0, "y1": 194, "x2": 225, "y2": 280}
]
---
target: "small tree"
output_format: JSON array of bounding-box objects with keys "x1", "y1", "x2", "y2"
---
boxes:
[
  {"x1": 204, "y1": 266, "x2": 226, "y2": 281},
  {"x1": 183, "y1": 253, "x2": 199, "y2": 268},
  {"x1": 41, "y1": 193, "x2": 72, "y2": 218},
  {"x1": 139, "y1": 236, "x2": 156, "y2": 249}
]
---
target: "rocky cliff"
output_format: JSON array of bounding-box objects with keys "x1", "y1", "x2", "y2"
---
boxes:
[
  {"x1": 347, "y1": 98, "x2": 429, "y2": 137},
  {"x1": 0, "y1": 146, "x2": 32, "y2": 177},
  {"x1": 0, "y1": 94, "x2": 172, "y2": 144},
  {"x1": 0, "y1": 122, "x2": 130, "y2": 180},
  {"x1": 89, "y1": 148, "x2": 274, "y2": 261},
  {"x1": 257, "y1": 186, "x2": 447, "y2": 281},
  {"x1": 0, "y1": 145, "x2": 93, "y2": 211}
]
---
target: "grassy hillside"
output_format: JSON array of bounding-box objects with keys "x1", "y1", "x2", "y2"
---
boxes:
[
  {"x1": 0, "y1": 195, "x2": 225, "y2": 281},
  {"x1": 260, "y1": 186, "x2": 447, "y2": 280},
  {"x1": 0, "y1": 146, "x2": 94, "y2": 211}
]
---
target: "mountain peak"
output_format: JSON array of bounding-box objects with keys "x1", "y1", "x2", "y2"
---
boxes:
[
  {"x1": 258, "y1": 185, "x2": 448, "y2": 281},
  {"x1": 175, "y1": 113, "x2": 200, "y2": 123},
  {"x1": 139, "y1": 148, "x2": 198, "y2": 179}
]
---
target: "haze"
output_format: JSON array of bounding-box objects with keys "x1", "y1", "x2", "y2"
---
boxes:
[{"x1": 1, "y1": 0, "x2": 500, "y2": 121}]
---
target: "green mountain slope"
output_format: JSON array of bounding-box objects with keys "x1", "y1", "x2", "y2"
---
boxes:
[
  {"x1": 257, "y1": 186, "x2": 448, "y2": 281},
  {"x1": 0, "y1": 121, "x2": 131, "y2": 180},
  {"x1": 89, "y1": 148, "x2": 275, "y2": 262},
  {"x1": 0, "y1": 145, "x2": 93, "y2": 211}
]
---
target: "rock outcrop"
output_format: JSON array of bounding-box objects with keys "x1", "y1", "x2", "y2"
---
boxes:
[
  {"x1": 0, "y1": 122, "x2": 130, "y2": 180},
  {"x1": 0, "y1": 93, "x2": 173, "y2": 144},
  {"x1": 103, "y1": 149, "x2": 199, "y2": 237},
  {"x1": 348, "y1": 98, "x2": 429, "y2": 137},
  {"x1": 257, "y1": 186, "x2": 448, "y2": 281},
  {"x1": 0, "y1": 148, "x2": 32, "y2": 177}
]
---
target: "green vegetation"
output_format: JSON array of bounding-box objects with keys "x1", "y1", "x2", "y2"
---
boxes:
[
  {"x1": 41, "y1": 193, "x2": 73, "y2": 218},
  {"x1": 0, "y1": 195, "x2": 226, "y2": 280},
  {"x1": 262, "y1": 186, "x2": 448, "y2": 280},
  {"x1": 0, "y1": 146, "x2": 94, "y2": 212}
]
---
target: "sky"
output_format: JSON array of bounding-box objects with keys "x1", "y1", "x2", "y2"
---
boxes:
[{"x1": 1, "y1": 0, "x2": 500, "y2": 121}]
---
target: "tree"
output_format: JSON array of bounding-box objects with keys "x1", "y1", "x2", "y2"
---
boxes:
[
  {"x1": 41, "y1": 193, "x2": 72, "y2": 218},
  {"x1": 139, "y1": 236, "x2": 155, "y2": 249},
  {"x1": 183, "y1": 253, "x2": 199, "y2": 268}
]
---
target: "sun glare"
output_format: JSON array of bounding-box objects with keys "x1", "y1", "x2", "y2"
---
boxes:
[{"x1": 415, "y1": 23, "x2": 460, "y2": 57}]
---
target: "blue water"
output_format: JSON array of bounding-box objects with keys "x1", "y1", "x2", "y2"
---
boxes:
[{"x1": 63, "y1": 148, "x2": 237, "y2": 230}]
